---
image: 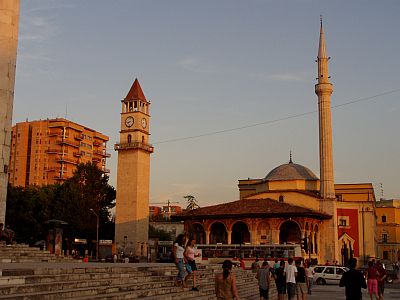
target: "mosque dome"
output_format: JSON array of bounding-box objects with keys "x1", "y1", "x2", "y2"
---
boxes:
[{"x1": 264, "y1": 161, "x2": 319, "y2": 181}]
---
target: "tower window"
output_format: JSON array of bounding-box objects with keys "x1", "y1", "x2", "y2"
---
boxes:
[
  {"x1": 279, "y1": 195, "x2": 284, "y2": 203},
  {"x1": 127, "y1": 135, "x2": 132, "y2": 144},
  {"x1": 381, "y1": 215, "x2": 387, "y2": 223}
]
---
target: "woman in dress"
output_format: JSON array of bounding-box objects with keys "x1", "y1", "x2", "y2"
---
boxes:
[
  {"x1": 215, "y1": 260, "x2": 239, "y2": 300},
  {"x1": 184, "y1": 237, "x2": 200, "y2": 291},
  {"x1": 173, "y1": 234, "x2": 187, "y2": 287}
]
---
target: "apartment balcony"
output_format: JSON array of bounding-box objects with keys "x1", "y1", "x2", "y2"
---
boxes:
[
  {"x1": 92, "y1": 156, "x2": 102, "y2": 163},
  {"x1": 56, "y1": 156, "x2": 79, "y2": 165},
  {"x1": 73, "y1": 152, "x2": 82, "y2": 157},
  {"x1": 55, "y1": 139, "x2": 80, "y2": 148},
  {"x1": 74, "y1": 134, "x2": 83, "y2": 140},
  {"x1": 45, "y1": 167, "x2": 60, "y2": 172},
  {"x1": 93, "y1": 140, "x2": 102, "y2": 146},
  {"x1": 101, "y1": 168, "x2": 110, "y2": 173},
  {"x1": 45, "y1": 148, "x2": 61, "y2": 154},
  {"x1": 48, "y1": 131, "x2": 63, "y2": 137},
  {"x1": 54, "y1": 175, "x2": 67, "y2": 181},
  {"x1": 114, "y1": 141, "x2": 154, "y2": 153},
  {"x1": 93, "y1": 150, "x2": 111, "y2": 157}
]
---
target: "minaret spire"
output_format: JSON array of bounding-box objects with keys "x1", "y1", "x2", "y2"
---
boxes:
[
  {"x1": 315, "y1": 17, "x2": 335, "y2": 199},
  {"x1": 315, "y1": 17, "x2": 338, "y2": 263}
]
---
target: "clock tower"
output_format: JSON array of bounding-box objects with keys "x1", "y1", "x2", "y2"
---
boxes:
[{"x1": 114, "y1": 78, "x2": 153, "y2": 254}]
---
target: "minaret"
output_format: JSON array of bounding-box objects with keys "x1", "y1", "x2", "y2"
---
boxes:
[
  {"x1": 315, "y1": 17, "x2": 335, "y2": 199},
  {"x1": 114, "y1": 79, "x2": 153, "y2": 256},
  {"x1": 315, "y1": 17, "x2": 338, "y2": 262},
  {"x1": 0, "y1": 1, "x2": 20, "y2": 224}
]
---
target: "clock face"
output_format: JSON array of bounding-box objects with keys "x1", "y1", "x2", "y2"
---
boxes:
[
  {"x1": 141, "y1": 118, "x2": 147, "y2": 129},
  {"x1": 125, "y1": 116, "x2": 134, "y2": 127}
]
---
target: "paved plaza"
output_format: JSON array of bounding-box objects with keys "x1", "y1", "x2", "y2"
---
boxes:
[{"x1": 309, "y1": 283, "x2": 400, "y2": 300}]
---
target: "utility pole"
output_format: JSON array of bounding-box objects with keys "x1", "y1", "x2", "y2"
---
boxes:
[
  {"x1": 150, "y1": 200, "x2": 179, "y2": 220},
  {"x1": 90, "y1": 209, "x2": 99, "y2": 260}
]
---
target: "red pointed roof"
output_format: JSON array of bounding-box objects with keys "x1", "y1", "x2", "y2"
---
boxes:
[{"x1": 124, "y1": 78, "x2": 147, "y2": 102}]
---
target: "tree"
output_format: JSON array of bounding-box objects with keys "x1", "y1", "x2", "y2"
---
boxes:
[
  {"x1": 149, "y1": 225, "x2": 172, "y2": 241},
  {"x1": 184, "y1": 195, "x2": 199, "y2": 210},
  {"x1": 56, "y1": 162, "x2": 116, "y2": 243},
  {"x1": 5, "y1": 162, "x2": 116, "y2": 248}
]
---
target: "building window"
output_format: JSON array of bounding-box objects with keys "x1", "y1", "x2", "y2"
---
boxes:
[
  {"x1": 382, "y1": 233, "x2": 388, "y2": 243},
  {"x1": 382, "y1": 215, "x2": 387, "y2": 223},
  {"x1": 279, "y1": 195, "x2": 284, "y2": 203},
  {"x1": 339, "y1": 219, "x2": 347, "y2": 226}
]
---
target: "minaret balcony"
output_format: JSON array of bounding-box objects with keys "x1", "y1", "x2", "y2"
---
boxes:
[{"x1": 114, "y1": 141, "x2": 154, "y2": 153}]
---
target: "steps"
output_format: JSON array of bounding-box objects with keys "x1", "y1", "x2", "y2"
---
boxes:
[
  {"x1": 0, "y1": 263, "x2": 278, "y2": 299},
  {"x1": 0, "y1": 243, "x2": 75, "y2": 263}
]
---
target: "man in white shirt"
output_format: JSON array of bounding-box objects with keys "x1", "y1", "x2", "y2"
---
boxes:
[{"x1": 284, "y1": 257, "x2": 298, "y2": 300}]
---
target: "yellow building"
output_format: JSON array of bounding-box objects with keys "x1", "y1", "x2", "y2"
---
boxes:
[
  {"x1": 8, "y1": 118, "x2": 110, "y2": 187},
  {"x1": 376, "y1": 199, "x2": 400, "y2": 261}
]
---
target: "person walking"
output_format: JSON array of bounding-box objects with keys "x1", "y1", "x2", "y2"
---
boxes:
[
  {"x1": 284, "y1": 257, "x2": 298, "y2": 300},
  {"x1": 273, "y1": 259, "x2": 280, "y2": 274},
  {"x1": 365, "y1": 260, "x2": 379, "y2": 300},
  {"x1": 252, "y1": 258, "x2": 261, "y2": 273},
  {"x1": 305, "y1": 261, "x2": 314, "y2": 295},
  {"x1": 339, "y1": 257, "x2": 367, "y2": 300},
  {"x1": 256, "y1": 261, "x2": 271, "y2": 300},
  {"x1": 184, "y1": 237, "x2": 200, "y2": 291},
  {"x1": 295, "y1": 260, "x2": 307, "y2": 300},
  {"x1": 274, "y1": 260, "x2": 287, "y2": 300},
  {"x1": 215, "y1": 260, "x2": 239, "y2": 300},
  {"x1": 376, "y1": 261, "x2": 386, "y2": 300},
  {"x1": 173, "y1": 234, "x2": 187, "y2": 287}
]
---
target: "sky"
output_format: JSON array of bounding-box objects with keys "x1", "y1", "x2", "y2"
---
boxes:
[{"x1": 14, "y1": 0, "x2": 400, "y2": 207}]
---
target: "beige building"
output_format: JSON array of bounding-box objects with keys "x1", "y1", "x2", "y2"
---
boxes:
[
  {"x1": 376, "y1": 199, "x2": 400, "y2": 261},
  {"x1": 0, "y1": 0, "x2": 20, "y2": 224},
  {"x1": 114, "y1": 79, "x2": 153, "y2": 255},
  {"x1": 8, "y1": 118, "x2": 110, "y2": 187}
]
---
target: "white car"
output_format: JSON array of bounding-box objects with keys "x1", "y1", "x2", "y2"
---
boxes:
[{"x1": 313, "y1": 265, "x2": 347, "y2": 285}]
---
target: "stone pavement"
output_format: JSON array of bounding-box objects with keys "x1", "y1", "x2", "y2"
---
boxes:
[{"x1": 309, "y1": 283, "x2": 400, "y2": 300}]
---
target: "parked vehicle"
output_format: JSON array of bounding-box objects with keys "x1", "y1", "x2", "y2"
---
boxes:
[{"x1": 313, "y1": 265, "x2": 347, "y2": 285}]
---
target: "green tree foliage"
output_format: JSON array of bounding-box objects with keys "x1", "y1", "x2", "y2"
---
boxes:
[
  {"x1": 184, "y1": 195, "x2": 199, "y2": 210},
  {"x1": 148, "y1": 225, "x2": 172, "y2": 241},
  {"x1": 5, "y1": 162, "x2": 116, "y2": 246}
]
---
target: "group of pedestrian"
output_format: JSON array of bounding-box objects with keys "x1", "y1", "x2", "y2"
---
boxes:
[
  {"x1": 172, "y1": 234, "x2": 200, "y2": 291},
  {"x1": 339, "y1": 257, "x2": 387, "y2": 300},
  {"x1": 273, "y1": 258, "x2": 313, "y2": 300}
]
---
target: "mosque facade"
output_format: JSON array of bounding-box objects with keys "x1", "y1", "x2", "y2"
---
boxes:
[{"x1": 173, "y1": 21, "x2": 377, "y2": 265}]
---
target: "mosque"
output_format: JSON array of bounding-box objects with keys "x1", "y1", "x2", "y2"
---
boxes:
[{"x1": 173, "y1": 21, "x2": 377, "y2": 265}]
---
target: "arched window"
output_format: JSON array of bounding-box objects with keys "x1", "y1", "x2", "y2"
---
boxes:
[{"x1": 127, "y1": 134, "x2": 132, "y2": 144}]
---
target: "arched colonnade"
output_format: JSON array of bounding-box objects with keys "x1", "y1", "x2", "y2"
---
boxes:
[{"x1": 186, "y1": 217, "x2": 320, "y2": 255}]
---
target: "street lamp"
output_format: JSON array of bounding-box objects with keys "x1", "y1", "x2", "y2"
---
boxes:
[{"x1": 89, "y1": 208, "x2": 99, "y2": 260}]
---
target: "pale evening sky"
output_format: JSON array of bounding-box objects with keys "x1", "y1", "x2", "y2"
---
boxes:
[{"x1": 14, "y1": 0, "x2": 400, "y2": 207}]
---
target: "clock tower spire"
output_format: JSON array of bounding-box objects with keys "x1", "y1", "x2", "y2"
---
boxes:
[{"x1": 114, "y1": 78, "x2": 153, "y2": 255}]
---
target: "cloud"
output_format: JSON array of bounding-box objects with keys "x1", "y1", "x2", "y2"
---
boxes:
[
  {"x1": 177, "y1": 56, "x2": 308, "y2": 83},
  {"x1": 19, "y1": 15, "x2": 57, "y2": 42},
  {"x1": 177, "y1": 57, "x2": 224, "y2": 74},
  {"x1": 250, "y1": 72, "x2": 307, "y2": 82}
]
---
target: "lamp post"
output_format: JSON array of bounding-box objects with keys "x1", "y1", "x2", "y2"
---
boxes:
[{"x1": 89, "y1": 208, "x2": 99, "y2": 260}]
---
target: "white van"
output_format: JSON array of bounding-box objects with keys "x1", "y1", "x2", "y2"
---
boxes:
[{"x1": 313, "y1": 265, "x2": 347, "y2": 285}]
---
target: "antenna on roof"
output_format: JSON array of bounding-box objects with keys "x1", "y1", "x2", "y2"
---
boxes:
[
  {"x1": 380, "y1": 183, "x2": 384, "y2": 200},
  {"x1": 289, "y1": 150, "x2": 293, "y2": 163}
]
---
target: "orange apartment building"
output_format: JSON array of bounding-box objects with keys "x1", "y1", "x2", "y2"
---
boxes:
[{"x1": 8, "y1": 118, "x2": 110, "y2": 187}]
